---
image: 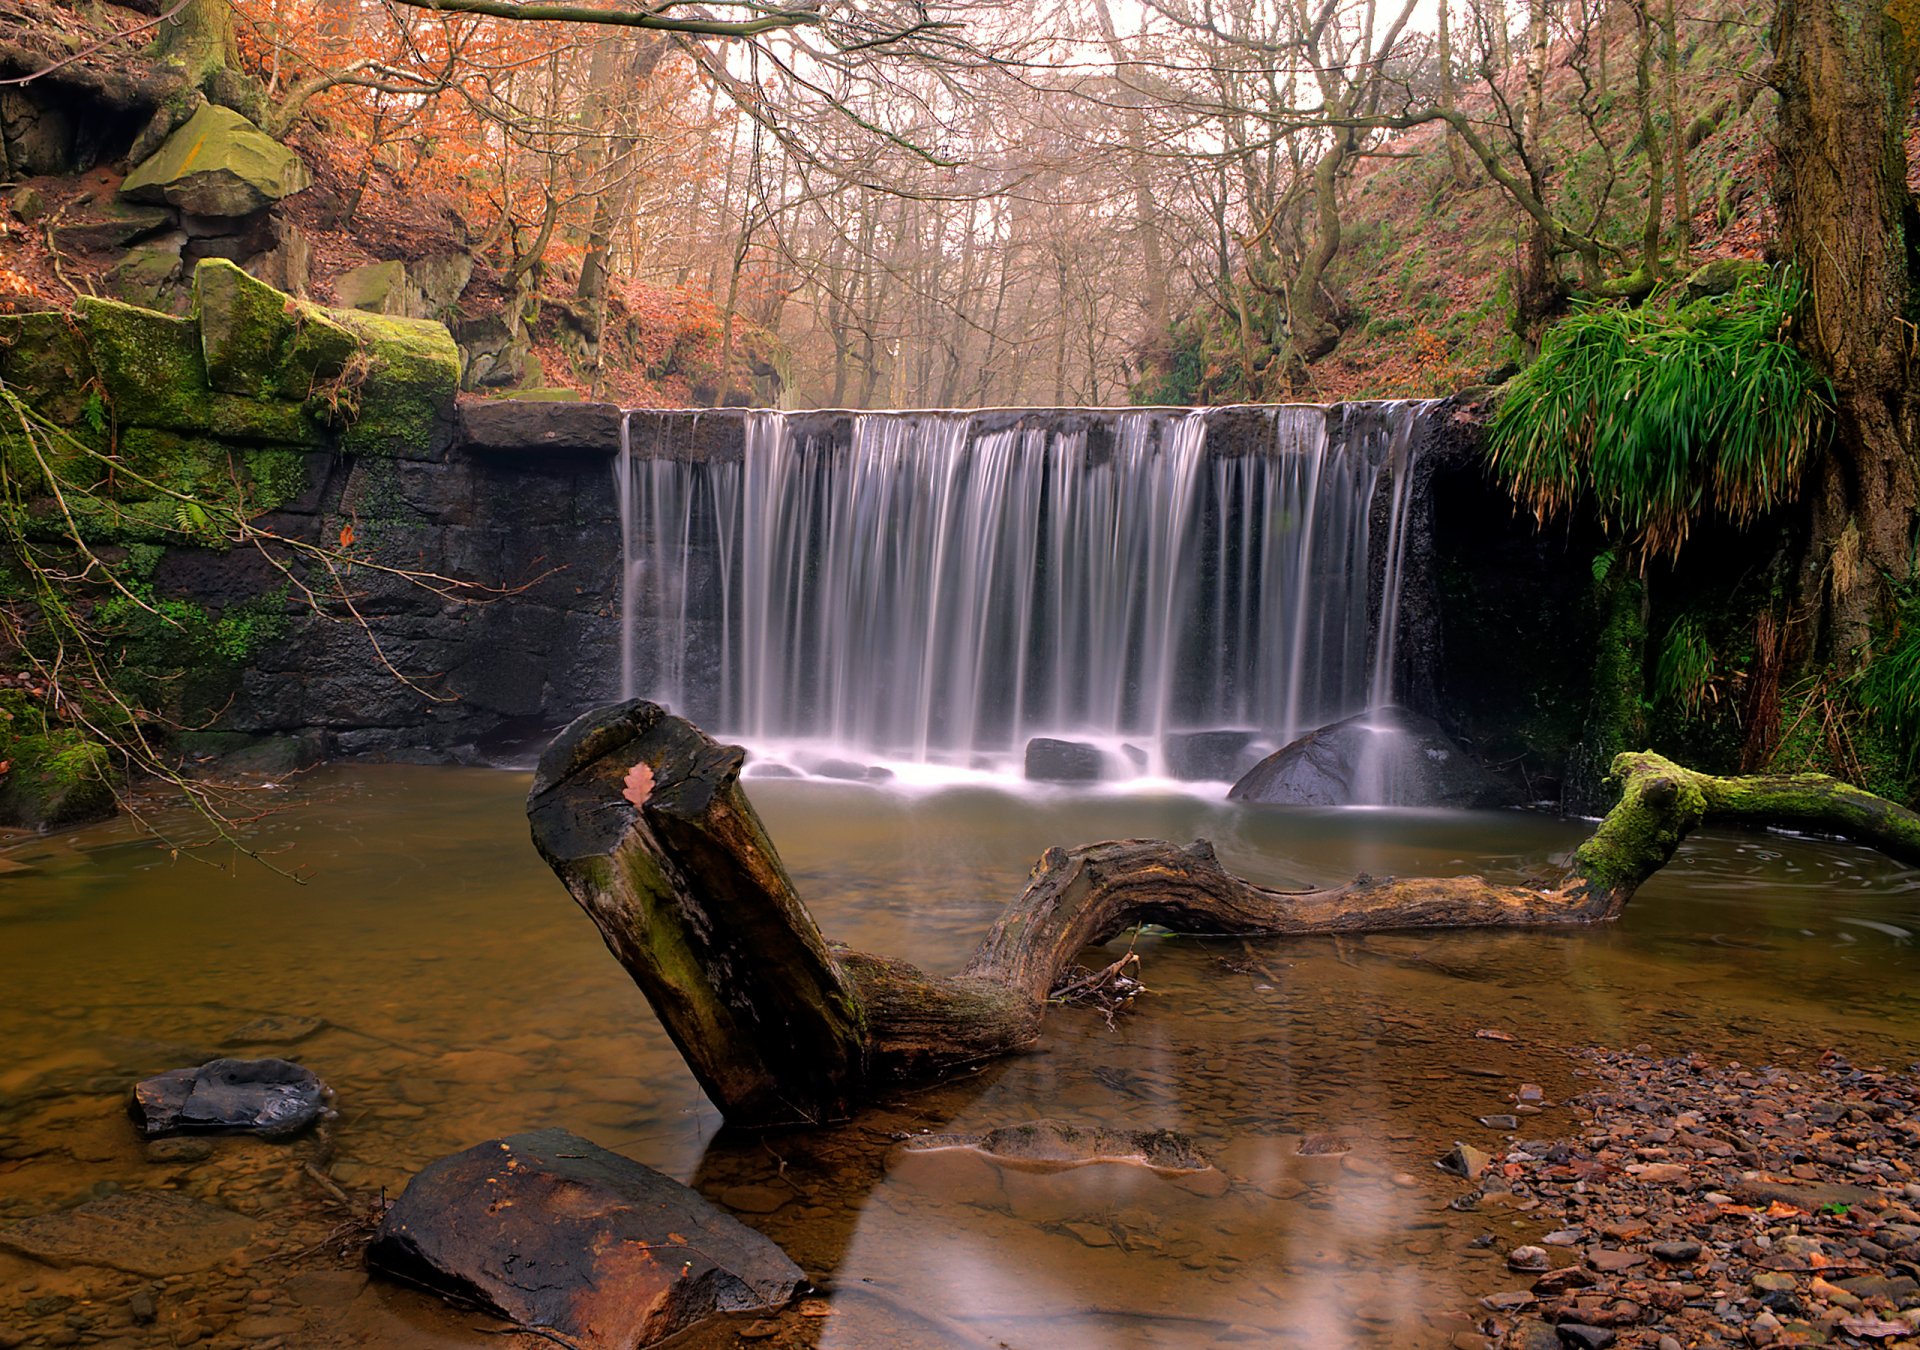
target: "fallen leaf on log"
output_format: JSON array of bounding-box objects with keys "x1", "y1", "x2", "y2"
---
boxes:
[{"x1": 623, "y1": 762, "x2": 655, "y2": 808}]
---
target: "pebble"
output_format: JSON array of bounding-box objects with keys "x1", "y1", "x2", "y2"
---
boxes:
[{"x1": 1465, "y1": 1048, "x2": 1920, "y2": 1350}]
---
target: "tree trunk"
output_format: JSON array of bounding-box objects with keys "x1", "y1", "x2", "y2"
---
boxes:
[
  {"x1": 526, "y1": 703, "x2": 1920, "y2": 1128},
  {"x1": 1663, "y1": 0, "x2": 1689, "y2": 258},
  {"x1": 1440, "y1": 0, "x2": 1468, "y2": 186},
  {"x1": 1514, "y1": 0, "x2": 1559, "y2": 352},
  {"x1": 1771, "y1": 0, "x2": 1920, "y2": 664}
]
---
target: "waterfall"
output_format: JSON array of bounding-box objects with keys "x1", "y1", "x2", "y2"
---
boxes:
[{"x1": 615, "y1": 403, "x2": 1434, "y2": 782}]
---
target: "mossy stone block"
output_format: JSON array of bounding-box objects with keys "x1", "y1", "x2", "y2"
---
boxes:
[
  {"x1": 121, "y1": 104, "x2": 312, "y2": 218},
  {"x1": 243, "y1": 446, "x2": 311, "y2": 513},
  {"x1": 0, "y1": 310, "x2": 93, "y2": 423},
  {"x1": 329, "y1": 311, "x2": 460, "y2": 458},
  {"x1": 281, "y1": 303, "x2": 357, "y2": 397},
  {"x1": 75, "y1": 296, "x2": 211, "y2": 433},
  {"x1": 209, "y1": 394, "x2": 323, "y2": 445},
  {"x1": 104, "y1": 234, "x2": 188, "y2": 313},
  {"x1": 195, "y1": 258, "x2": 293, "y2": 398},
  {"x1": 1684, "y1": 258, "x2": 1768, "y2": 302},
  {"x1": 118, "y1": 428, "x2": 231, "y2": 497},
  {"x1": 0, "y1": 729, "x2": 116, "y2": 830},
  {"x1": 193, "y1": 261, "x2": 355, "y2": 418},
  {"x1": 500, "y1": 387, "x2": 584, "y2": 403},
  {"x1": 333, "y1": 259, "x2": 409, "y2": 315}
]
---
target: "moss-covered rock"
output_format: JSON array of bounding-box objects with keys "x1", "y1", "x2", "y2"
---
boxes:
[
  {"x1": 0, "y1": 728, "x2": 116, "y2": 830},
  {"x1": 243, "y1": 447, "x2": 312, "y2": 513},
  {"x1": 196, "y1": 258, "x2": 293, "y2": 397},
  {"x1": 121, "y1": 105, "x2": 312, "y2": 218},
  {"x1": 75, "y1": 296, "x2": 211, "y2": 433},
  {"x1": 208, "y1": 394, "x2": 323, "y2": 445},
  {"x1": 0, "y1": 310, "x2": 95, "y2": 424},
  {"x1": 104, "y1": 233, "x2": 189, "y2": 313},
  {"x1": 1683, "y1": 258, "x2": 1769, "y2": 302},
  {"x1": 333, "y1": 260, "x2": 409, "y2": 315},
  {"x1": 328, "y1": 310, "x2": 460, "y2": 458},
  {"x1": 280, "y1": 303, "x2": 357, "y2": 399}
]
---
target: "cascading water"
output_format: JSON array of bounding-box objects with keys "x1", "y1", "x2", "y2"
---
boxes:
[{"x1": 615, "y1": 403, "x2": 1435, "y2": 785}]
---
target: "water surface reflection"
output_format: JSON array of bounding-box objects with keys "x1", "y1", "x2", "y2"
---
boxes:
[{"x1": 0, "y1": 768, "x2": 1914, "y2": 1347}]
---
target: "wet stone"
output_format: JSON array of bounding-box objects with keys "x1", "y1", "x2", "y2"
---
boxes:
[
  {"x1": 145, "y1": 1138, "x2": 214, "y2": 1165},
  {"x1": 129, "y1": 1059, "x2": 330, "y2": 1140},
  {"x1": 1440, "y1": 1143, "x2": 1492, "y2": 1180},
  {"x1": 368, "y1": 1128, "x2": 802, "y2": 1350}
]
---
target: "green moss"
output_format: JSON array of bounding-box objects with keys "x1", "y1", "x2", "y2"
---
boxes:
[
  {"x1": 195, "y1": 258, "x2": 296, "y2": 398},
  {"x1": 74, "y1": 296, "x2": 212, "y2": 433},
  {"x1": 280, "y1": 303, "x2": 357, "y2": 398},
  {"x1": 1569, "y1": 752, "x2": 1706, "y2": 898},
  {"x1": 1565, "y1": 555, "x2": 1649, "y2": 813},
  {"x1": 244, "y1": 447, "x2": 310, "y2": 512},
  {"x1": 0, "y1": 311, "x2": 94, "y2": 424},
  {"x1": 325, "y1": 310, "x2": 459, "y2": 459},
  {"x1": 208, "y1": 393, "x2": 323, "y2": 445},
  {"x1": 192, "y1": 259, "x2": 357, "y2": 409},
  {"x1": 0, "y1": 728, "x2": 116, "y2": 829}
]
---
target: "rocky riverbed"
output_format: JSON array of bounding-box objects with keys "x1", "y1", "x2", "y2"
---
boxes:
[{"x1": 1453, "y1": 1049, "x2": 1920, "y2": 1350}]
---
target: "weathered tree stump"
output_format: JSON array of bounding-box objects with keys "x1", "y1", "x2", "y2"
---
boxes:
[{"x1": 527, "y1": 702, "x2": 1920, "y2": 1128}]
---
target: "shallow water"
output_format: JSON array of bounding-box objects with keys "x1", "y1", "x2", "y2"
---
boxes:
[{"x1": 1, "y1": 767, "x2": 1916, "y2": 1348}]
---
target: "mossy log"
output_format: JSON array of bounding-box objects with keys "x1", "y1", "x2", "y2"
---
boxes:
[{"x1": 527, "y1": 704, "x2": 1920, "y2": 1128}]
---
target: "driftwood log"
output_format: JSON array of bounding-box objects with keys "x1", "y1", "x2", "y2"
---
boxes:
[{"x1": 526, "y1": 701, "x2": 1920, "y2": 1128}]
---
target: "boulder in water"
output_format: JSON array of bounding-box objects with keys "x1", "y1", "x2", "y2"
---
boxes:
[
  {"x1": 1228, "y1": 707, "x2": 1505, "y2": 808},
  {"x1": 368, "y1": 1129, "x2": 803, "y2": 1349},
  {"x1": 129, "y1": 1058, "x2": 331, "y2": 1140},
  {"x1": 1164, "y1": 729, "x2": 1264, "y2": 781},
  {"x1": 1024, "y1": 737, "x2": 1105, "y2": 783}
]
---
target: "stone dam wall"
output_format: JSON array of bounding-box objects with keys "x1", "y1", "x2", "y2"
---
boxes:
[{"x1": 0, "y1": 261, "x2": 1488, "y2": 772}]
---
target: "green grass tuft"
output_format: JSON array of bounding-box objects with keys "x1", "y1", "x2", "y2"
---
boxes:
[{"x1": 1488, "y1": 269, "x2": 1832, "y2": 559}]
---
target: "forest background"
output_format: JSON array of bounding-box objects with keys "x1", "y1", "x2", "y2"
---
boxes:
[{"x1": 0, "y1": 0, "x2": 1916, "y2": 832}]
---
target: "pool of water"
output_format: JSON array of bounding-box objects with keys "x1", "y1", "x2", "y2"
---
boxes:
[{"x1": 1, "y1": 767, "x2": 1916, "y2": 1348}]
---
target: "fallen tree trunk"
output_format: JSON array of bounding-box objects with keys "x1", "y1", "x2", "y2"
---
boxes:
[{"x1": 527, "y1": 703, "x2": 1920, "y2": 1128}]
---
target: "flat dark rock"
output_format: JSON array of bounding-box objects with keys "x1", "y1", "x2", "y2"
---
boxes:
[
  {"x1": 903, "y1": 1119, "x2": 1212, "y2": 1174},
  {"x1": 1163, "y1": 729, "x2": 1263, "y2": 782},
  {"x1": 129, "y1": 1058, "x2": 330, "y2": 1140},
  {"x1": 1228, "y1": 706, "x2": 1506, "y2": 807},
  {"x1": 0, "y1": 1190, "x2": 255, "y2": 1276},
  {"x1": 367, "y1": 1129, "x2": 803, "y2": 1350},
  {"x1": 1730, "y1": 1175, "x2": 1880, "y2": 1211},
  {"x1": 457, "y1": 397, "x2": 624, "y2": 455},
  {"x1": 1024, "y1": 737, "x2": 1105, "y2": 783}
]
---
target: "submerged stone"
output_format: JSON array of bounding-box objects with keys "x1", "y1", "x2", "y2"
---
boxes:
[
  {"x1": 1228, "y1": 706, "x2": 1506, "y2": 808},
  {"x1": 0, "y1": 1190, "x2": 254, "y2": 1276},
  {"x1": 368, "y1": 1129, "x2": 803, "y2": 1350},
  {"x1": 129, "y1": 1057, "x2": 331, "y2": 1139},
  {"x1": 902, "y1": 1119, "x2": 1213, "y2": 1174}
]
